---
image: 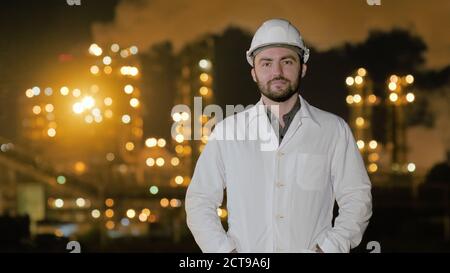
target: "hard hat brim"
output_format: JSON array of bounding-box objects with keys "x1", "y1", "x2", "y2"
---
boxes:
[{"x1": 246, "y1": 43, "x2": 308, "y2": 66}]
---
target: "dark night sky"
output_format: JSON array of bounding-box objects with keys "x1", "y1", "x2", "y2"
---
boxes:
[{"x1": 0, "y1": 0, "x2": 449, "y2": 143}]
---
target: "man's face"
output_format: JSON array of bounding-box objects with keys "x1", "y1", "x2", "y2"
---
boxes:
[{"x1": 251, "y1": 47, "x2": 305, "y2": 102}]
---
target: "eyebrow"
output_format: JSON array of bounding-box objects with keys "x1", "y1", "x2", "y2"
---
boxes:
[{"x1": 258, "y1": 55, "x2": 298, "y2": 63}]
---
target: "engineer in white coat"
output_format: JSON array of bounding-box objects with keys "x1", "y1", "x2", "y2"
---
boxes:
[{"x1": 185, "y1": 18, "x2": 372, "y2": 253}]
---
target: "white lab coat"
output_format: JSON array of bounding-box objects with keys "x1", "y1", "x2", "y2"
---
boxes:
[{"x1": 185, "y1": 94, "x2": 372, "y2": 253}]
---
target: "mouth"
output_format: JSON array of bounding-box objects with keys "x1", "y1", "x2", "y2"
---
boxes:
[{"x1": 270, "y1": 80, "x2": 288, "y2": 87}]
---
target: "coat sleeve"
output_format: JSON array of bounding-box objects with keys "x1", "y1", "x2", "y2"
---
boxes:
[
  {"x1": 318, "y1": 118, "x2": 373, "y2": 252},
  {"x1": 185, "y1": 127, "x2": 236, "y2": 253}
]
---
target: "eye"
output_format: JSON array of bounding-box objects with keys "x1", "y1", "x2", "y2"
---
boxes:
[
  {"x1": 283, "y1": 60, "x2": 293, "y2": 65},
  {"x1": 261, "y1": 62, "x2": 271, "y2": 68}
]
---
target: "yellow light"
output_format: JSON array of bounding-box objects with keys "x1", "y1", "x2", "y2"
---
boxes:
[
  {"x1": 368, "y1": 153, "x2": 379, "y2": 162},
  {"x1": 130, "y1": 46, "x2": 139, "y2": 55},
  {"x1": 130, "y1": 98, "x2": 139, "y2": 108},
  {"x1": 388, "y1": 82, "x2": 397, "y2": 91},
  {"x1": 90, "y1": 65, "x2": 99, "y2": 75},
  {"x1": 72, "y1": 88, "x2": 81, "y2": 98},
  {"x1": 345, "y1": 77, "x2": 354, "y2": 86},
  {"x1": 126, "y1": 209, "x2": 136, "y2": 219},
  {"x1": 139, "y1": 213, "x2": 148, "y2": 222},
  {"x1": 88, "y1": 43, "x2": 103, "y2": 56},
  {"x1": 356, "y1": 117, "x2": 365, "y2": 127},
  {"x1": 54, "y1": 199, "x2": 64, "y2": 208},
  {"x1": 354, "y1": 76, "x2": 363, "y2": 85},
  {"x1": 171, "y1": 157, "x2": 180, "y2": 166},
  {"x1": 120, "y1": 66, "x2": 129, "y2": 75},
  {"x1": 172, "y1": 113, "x2": 182, "y2": 122},
  {"x1": 369, "y1": 140, "x2": 378, "y2": 149},
  {"x1": 199, "y1": 59, "x2": 211, "y2": 70},
  {"x1": 405, "y1": 74, "x2": 414, "y2": 84},
  {"x1": 406, "y1": 92, "x2": 415, "y2": 102},
  {"x1": 47, "y1": 128, "x2": 56, "y2": 137},
  {"x1": 44, "y1": 87, "x2": 53, "y2": 96},
  {"x1": 175, "y1": 145, "x2": 184, "y2": 154},
  {"x1": 184, "y1": 145, "x2": 192, "y2": 155},
  {"x1": 124, "y1": 85, "x2": 134, "y2": 94},
  {"x1": 200, "y1": 73, "x2": 209, "y2": 82},
  {"x1": 170, "y1": 199, "x2": 181, "y2": 208},
  {"x1": 175, "y1": 134, "x2": 184, "y2": 143},
  {"x1": 156, "y1": 157, "x2": 165, "y2": 167},
  {"x1": 111, "y1": 43, "x2": 120, "y2": 52},
  {"x1": 105, "y1": 153, "x2": 115, "y2": 162},
  {"x1": 92, "y1": 108, "x2": 101, "y2": 117},
  {"x1": 181, "y1": 112, "x2": 189, "y2": 121},
  {"x1": 32, "y1": 105, "x2": 41, "y2": 115},
  {"x1": 157, "y1": 138, "x2": 166, "y2": 147},
  {"x1": 199, "y1": 86, "x2": 209, "y2": 96},
  {"x1": 84, "y1": 115, "x2": 94, "y2": 123},
  {"x1": 25, "y1": 89, "x2": 34, "y2": 98},
  {"x1": 221, "y1": 209, "x2": 228, "y2": 218},
  {"x1": 130, "y1": 67, "x2": 139, "y2": 76},
  {"x1": 368, "y1": 163, "x2": 378, "y2": 173},
  {"x1": 105, "y1": 198, "x2": 114, "y2": 207},
  {"x1": 346, "y1": 95, "x2": 354, "y2": 104},
  {"x1": 91, "y1": 209, "x2": 101, "y2": 219},
  {"x1": 200, "y1": 115, "x2": 208, "y2": 123},
  {"x1": 160, "y1": 198, "x2": 169, "y2": 208},
  {"x1": 60, "y1": 86, "x2": 69, "y2": 96},
  {"x1": 217, "y1": 208, "x2": 227, "y2": 218},
  {"x1": 74, "y1": 161, "x2": 86, "y2": 174},
  {"x1": 104, "y1": 97, "x2": 113, "y2": 106},
  {"x1": 368, "y1": 94, "x2": 377, "y2": 104},
  {"x1": 142, "y1": 208, "x2": 151, "y2": 216},
  {"x1": 390, "y1": 75, "x2": 398, "y2": 83},
  {"x1": 357, "y1": 140, "x2": 365, "y2": 150},
  {"x1": 103, "y1": 56, "x2": 112, "y2": 65},
  {"x1": 105, "y1": 220, "x2": 115, "y2": 230},
  {"x1": 146, "y1": 158, "x2": 155, "y2": 167},
  {"x1": 105, "y1": 109, "x2": 113, "y2": 118},
  {"x1": 120, "y1": 50, "x2": 129, "y2": 58},
  {"x1": 145, "y1": 138, "x2": 157, "y2": 147},
  {"x1": 104, "y1": 66, "x2": 112, "y2": 74},
  {"x1": 201, "y1": 135, "x2": 208, "y2": 144},
  {"x1": 357, "y1": 68, "x2": 367, "y2": 77},
  {"x1": 122, "y1": 115, "x2": 131, "y2": 124},
  {"x1": 105, "y1": 209, "x2": 114, "y2": 218},
  {"x1": 353, "y1": 94, "x2": 362, "y2": 103},
  {"x1": 32, "y1": 86, "x2": 40, "y2": 96},
  {"x1": 45, "y1": 104, "x2": 54, "y2": 113},
  {"x1": 175, "y1": 176, "x2": 184, "y2": 185},
  {"x1": 407, "y1": 163, "x2": 416, "y2": 172},
  {"x1": 389, "y1": 93, "x2": 398, "y2": 102},
  {"x1": 125, "y1": 142, "x2": 135, "y2": 151},
  {"x1": 82, "y1": 96, "x2": 95, "y2": 109}
]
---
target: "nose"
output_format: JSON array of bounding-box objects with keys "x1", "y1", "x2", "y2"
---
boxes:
[{"x1": 271, "y1": 62, "x2": 283, "y2": 77}]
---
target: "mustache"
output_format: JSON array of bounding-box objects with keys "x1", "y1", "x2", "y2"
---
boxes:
[{"x1": 268, "y1": 77, "x2": 290, "y2": 84}]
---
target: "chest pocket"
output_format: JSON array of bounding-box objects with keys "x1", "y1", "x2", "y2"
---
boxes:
[{"x1": 295, "y1": 153, "x2": 329, "y2": 190}]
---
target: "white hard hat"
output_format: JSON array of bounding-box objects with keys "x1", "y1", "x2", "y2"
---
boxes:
[{"x1": 246, "y1": 18, "x2": 310, "y2": 66}]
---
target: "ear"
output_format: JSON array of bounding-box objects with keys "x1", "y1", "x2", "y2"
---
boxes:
[
  {"x1": 301, "y1": 64, "x2": 307, "y2": 78},
  {"x1": 251, "y1": 68, "x2": 257, "y2": 82}
]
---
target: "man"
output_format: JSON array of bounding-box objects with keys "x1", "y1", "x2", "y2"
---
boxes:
[{"x1": 185, "y1": 18, "x2": 372, "y2": 253}]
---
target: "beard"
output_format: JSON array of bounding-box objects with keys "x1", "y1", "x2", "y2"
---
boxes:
[{"x1": 255, "y1": 71, "x2": 302, "y2": 103}]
